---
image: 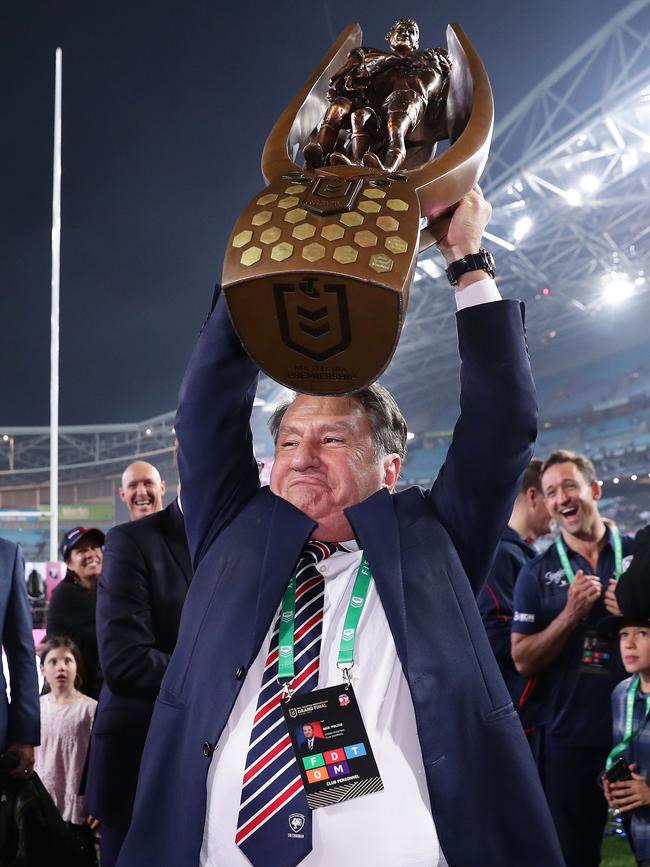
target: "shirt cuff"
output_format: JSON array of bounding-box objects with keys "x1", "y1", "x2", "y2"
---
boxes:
[{"x1": 454, "y1": 278, "x2": 502, "y2": 311}]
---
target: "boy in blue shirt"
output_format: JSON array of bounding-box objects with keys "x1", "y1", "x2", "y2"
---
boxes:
[{"x1": 604, "y1": 617, "x2": 650, "y2": 866}]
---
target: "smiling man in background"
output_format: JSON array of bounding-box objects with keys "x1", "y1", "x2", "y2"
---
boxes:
[
  {"x1": 512, "y1": 448, "x2": 635, "y2": 867},
  {"x1": 119, "y1": 461, "x2": 166, "y2": 521}
]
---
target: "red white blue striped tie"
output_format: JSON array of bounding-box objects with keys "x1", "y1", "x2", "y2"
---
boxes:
[{"x1": 236, "y1": 541, "x2": 337, "y2": 866}]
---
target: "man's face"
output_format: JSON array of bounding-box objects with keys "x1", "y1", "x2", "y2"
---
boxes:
[
  {"x1": 269, "y1": 395, "x2": 399, "y2": 526},
  {"x1": 303, "y1": 725, "x2": 314, "y2": 739},
  {"x1": 389, "y1": 21, "x2": 418, "y2": 51},
  {"x1": 120, "y1": 461, "x2": 166, "y2": 520},
  {"x1": 542, "y1": 461, "x2": 600, "y2": 537},
  {"x1": 620, "y1": 626, "x2": 650, "y2": 675},
  {"x1": 67, "y1": 541, "x2": 103, "y2": 588}
]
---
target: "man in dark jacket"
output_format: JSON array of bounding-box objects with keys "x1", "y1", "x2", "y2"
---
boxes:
[
  {"x1": 0, "y1": 537, "x2": 40, "y2": 777},
  {"x1": 477, "y1": 459, "x2": 550, "y2": 750},
  {"x1": 84, "y1": 492, "x2": 192, "y2": 867}
]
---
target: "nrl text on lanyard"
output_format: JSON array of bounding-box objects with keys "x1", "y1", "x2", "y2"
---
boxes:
[
  {"x1": 555, "y1": 527, "x2": 624, "y2": 584},
  {"x1": 278, "y1": 553, "x2": 372, "y2": 696}
]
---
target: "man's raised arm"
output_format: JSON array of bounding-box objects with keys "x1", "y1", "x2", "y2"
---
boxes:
[
  {"x1": 428, "y1": 189, "x2": 537, "y2": 593},
  {"x1": 175, "y1": 288, "x2": 260, "y2": 568}
]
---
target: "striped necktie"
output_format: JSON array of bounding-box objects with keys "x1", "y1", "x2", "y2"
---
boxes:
[{"x1": 236, "y1": 540, "x2": 340, "y2": 866}]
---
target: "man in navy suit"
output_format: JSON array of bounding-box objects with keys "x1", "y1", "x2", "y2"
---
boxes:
[
  {"x1": 0, "y1": 537, "x2": 40, "y2": 777},
  {"x1": 119, "y1": 189, "x2": 563, "y2": 866},
  {"x1": 85, "y1": 486, "x2": 192, "y2": 867}
]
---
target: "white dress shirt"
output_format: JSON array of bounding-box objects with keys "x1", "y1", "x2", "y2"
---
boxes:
[{"x1": 200, "y1": 279, "x2": 501, "y2": 866}]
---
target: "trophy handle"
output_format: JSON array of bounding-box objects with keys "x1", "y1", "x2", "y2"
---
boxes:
[
  {"x1": 261, "y1": 23, "x2": 362, "y2": 184},
  {"x1": 415, "y1": 24, "x2": 494, "y2": 252}
]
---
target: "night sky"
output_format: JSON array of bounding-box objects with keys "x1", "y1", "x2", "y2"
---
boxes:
[{"x1": 1, "y1": 0, "x2": 619, "y2": 425}]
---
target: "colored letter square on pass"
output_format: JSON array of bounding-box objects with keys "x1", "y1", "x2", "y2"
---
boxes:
[
  {"x1": 327, "y1": 760, "x2": 350, "y2": 777},
  {"x1": 306, "y1": 766, "x2": 330, "y2": 784},
  {"x1": 302, "y1": 753, "x2": 325, "y2": 771},
  {"x1": 344, "y1": 743, "x2": 366, "y2": 760},
  {"x1": 324, "y1": 748, "x2": 346, "y2": 764}
]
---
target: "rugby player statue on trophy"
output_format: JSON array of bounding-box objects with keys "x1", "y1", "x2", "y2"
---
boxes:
[{"x1": 222, "y1": 18, "x2": 494, "y2": 394}]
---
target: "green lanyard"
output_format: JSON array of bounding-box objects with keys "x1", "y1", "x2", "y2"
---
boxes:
[
  {"x1": 555, "y1": 526, "x2": 623, "y2": 584},
  {"x1": 277, "y1": 552, "x2": 372, "y2": 687},
  {"x1": 606, "y1": 675, "x2": 650, "y2": 770}
]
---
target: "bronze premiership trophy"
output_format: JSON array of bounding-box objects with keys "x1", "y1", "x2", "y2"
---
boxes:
[{"x1": 223, "y1": 18, "x2": 493, "y2": 394}]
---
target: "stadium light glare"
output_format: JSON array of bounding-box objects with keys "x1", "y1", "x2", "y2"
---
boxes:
[
  {"x1": 513, "y1": 216, "x2": 533, "y2": 242},
  {"x1": 2, "y1": 435, "x2": 8, "y2": 443},
  {"x1": 407, "y1": 432, "x2": 415, "y2": 441},
  {"x1": 603, "y1": 271, "x2": 634, "y2": 305},
  {"x1": 631, "y1": 474, "x2": 638, "y2": 481},
  {"x1": 597, "y1": 480, "x2": 603, "y2": 487},
  {"x1": 144, "y1": 427, "x2": 152, "y2": 436},
  {"x1": 418, "y1": 259, "x2": 442, "y2": 279},
  {"x1": 565, "y1": 188, "x2": 582, "y2": 206},
  {"x1": 613, "y1": 477, "x2": 620, "y2": 484},
  {"x1": 580, "y1": 174, "x2": 600, "y2": 193}
]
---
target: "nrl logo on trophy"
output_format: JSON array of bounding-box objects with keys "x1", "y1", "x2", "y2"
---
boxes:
[{"x1": 223, "y1": 17, "x2": 493, "y2": 394}]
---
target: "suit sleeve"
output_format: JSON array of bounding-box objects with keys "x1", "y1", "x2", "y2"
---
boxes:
[
  {"x1": 428, "y1": 300, "x2": 537, "y2": 595},
  {"x1": 97, "y1": 526, "x2": 171, "y2": 699},
  {"x1": 175, "y1": 287, "x2": 261, "y2": 568},
  {"x1": 3, "y1": 544, "x2": 40, "y2": 746},
  {"x1": 615, "y1": 525, "x2": 650, "y2": 618}
]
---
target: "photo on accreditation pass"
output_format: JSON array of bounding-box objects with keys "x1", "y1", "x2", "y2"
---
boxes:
[{"x1": 282, "y1": 684, "x2": 384, "y2": 810}]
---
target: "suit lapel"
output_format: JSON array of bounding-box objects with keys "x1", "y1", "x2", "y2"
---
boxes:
[
  {"x1": 162, "y1": 501, "x2": 193, "y2": 587},
  {"x1": 251, "y1": 491, "x2": 316, "y2": 657},
  {"x1": 346, "y1": 489, "x2": 408, "y2": 670}
]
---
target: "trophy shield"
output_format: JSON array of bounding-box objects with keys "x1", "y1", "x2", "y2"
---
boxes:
[{"x1": 222, "y1": 21, "x2": 493, "y2": 394}]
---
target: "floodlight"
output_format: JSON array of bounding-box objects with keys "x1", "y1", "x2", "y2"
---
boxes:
[
  {"x1": 418, "y1": 259, "x2": 442, "y2": 279},
  {"x1": 613, "y1": 477, "x2": 620, "y2": 484},
  {"x1": 580, "y1": 174, "x2": 600, "y2": 193},
  {"x1": 602, "y1": 271, "x2": 634, "y2": 305},
  {"x1": 565, "y1": 188, "x2": 582, "y2": 206},
  {"x1": 513, "y1": 216, "x2": 533, "y2": 241},
  {"x1": 407, "y1": 432, "x2": 415, "y2": 441}
]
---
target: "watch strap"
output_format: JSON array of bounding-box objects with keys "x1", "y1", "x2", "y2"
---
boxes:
[{"x1": 446, "y1": 248, "x2": 496, "y2": 286}]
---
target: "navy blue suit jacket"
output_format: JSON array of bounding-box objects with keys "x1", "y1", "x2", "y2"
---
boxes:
[
  {"x1": 85, "y1": 501, "x2": 192, "y2": 827},
  {"x1": 119, "y1": 292, "x2": 563, "y2": 866},
  {"x1": 0, "y1": 538, "x2": 39, "y2": 750}
]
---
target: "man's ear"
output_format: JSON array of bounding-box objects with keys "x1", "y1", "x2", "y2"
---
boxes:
[
  {"x1": 383, "y1": 455, "x2": 401, "y2": 492},
  {"x1": 591, "y1": 480, "x2": 602, "y2": 502},
  {"x1": 118, "y1": 488, "x2": 126, "y2": 503},
  {"x1": 525, "y1": 486, "x2": 538, "y2": 509},
  {"x1": 160, "y1": 480, "x2": 167, "y2": 496}
]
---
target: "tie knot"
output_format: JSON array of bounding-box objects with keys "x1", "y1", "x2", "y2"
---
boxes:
[{"x1": 303, "y1": 540, "x2": 349, "y2": 563}]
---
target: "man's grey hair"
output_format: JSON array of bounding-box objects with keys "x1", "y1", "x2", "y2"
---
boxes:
[{"x1": 268, "y1": 384, "x2": 408, "y2": 460}]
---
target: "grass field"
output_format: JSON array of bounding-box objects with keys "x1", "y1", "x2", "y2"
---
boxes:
[{"x1": 602, "y1": 833, "x2": 636, "y2": 866}]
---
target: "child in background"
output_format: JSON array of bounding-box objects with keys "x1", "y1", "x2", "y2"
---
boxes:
[
  {"x1": 34, "y1": 636, "x2": 99, "y2": 862},
  {"x1": 604, "y1": 619, "x2": 650, "y2": 867}
]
